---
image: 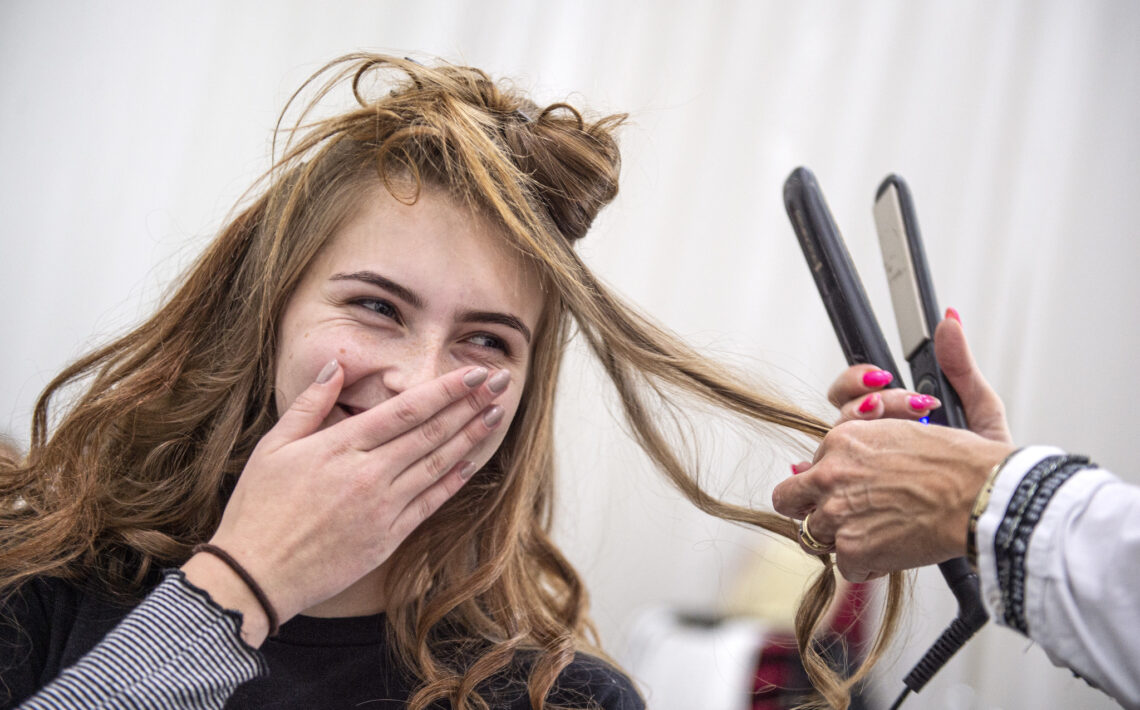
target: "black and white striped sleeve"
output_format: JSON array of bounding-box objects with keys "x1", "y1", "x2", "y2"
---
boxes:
[{"x1": 19, "y1": 570, "x2": 267, "y2": 710}]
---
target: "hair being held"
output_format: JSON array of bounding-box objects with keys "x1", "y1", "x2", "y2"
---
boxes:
[{"x1": 0, "y1": 53, "x2": 904, "y2": 709}]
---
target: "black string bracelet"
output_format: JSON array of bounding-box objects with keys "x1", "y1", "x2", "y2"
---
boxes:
[{"x1": 192, "y1": 543, "x2": 280, "y2": 637}]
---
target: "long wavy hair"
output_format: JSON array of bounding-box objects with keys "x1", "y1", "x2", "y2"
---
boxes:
[{"x1": 0, "y1": 54, "x2": 903, "y2": 709}]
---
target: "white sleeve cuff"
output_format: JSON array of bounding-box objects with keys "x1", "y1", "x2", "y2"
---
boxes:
[{"x1": 975, "y1": 445, "x2": 1065, "y2": 623}]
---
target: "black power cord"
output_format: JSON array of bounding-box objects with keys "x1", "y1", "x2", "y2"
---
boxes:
[
  {"x1": 888, "y1": 687, "x2": 911, "y2": 710},
  {"x1": 889, "y1": 558, "x2": 990, "y2": 708}
]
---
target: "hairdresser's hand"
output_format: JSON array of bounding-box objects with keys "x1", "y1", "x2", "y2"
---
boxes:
[
  {"x1": 183, "y1": 361, "x2": 508, "y2": 645},
  {"x1": 774, "y1": 420, "x2": 1016, "y2": 582},
  {"x1": 825, "y1": 310, "x2": 1012, "y2": 444}
]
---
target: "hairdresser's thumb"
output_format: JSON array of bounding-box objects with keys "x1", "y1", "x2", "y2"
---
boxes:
[
  {"x1": 934, "y1": 315, "x2": 1012, "y2": 444},
  {"x1": 268, "y1": 360, "x2": 344, "y2": 446}
]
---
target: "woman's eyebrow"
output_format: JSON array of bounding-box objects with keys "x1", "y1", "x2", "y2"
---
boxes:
[
  {"x1": 459, "y1": 311, "x2": 532, "y2": 344},
  {"x1": 330, "y1": 271, "x2": 424, "y2": 308}
]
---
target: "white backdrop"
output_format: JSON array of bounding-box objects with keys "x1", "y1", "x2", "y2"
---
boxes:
[{"x1": 2, "y1": 2, "x2": 1137, "y2": 708}]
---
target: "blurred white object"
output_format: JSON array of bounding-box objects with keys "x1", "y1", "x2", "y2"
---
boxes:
[{"x1": 623, "y1": 607, "x2": 768, "y2": 710}]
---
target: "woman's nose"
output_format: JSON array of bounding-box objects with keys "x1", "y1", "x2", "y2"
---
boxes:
[{"x1": 378, "y1": 339, "x2": 450, "y2": 395}]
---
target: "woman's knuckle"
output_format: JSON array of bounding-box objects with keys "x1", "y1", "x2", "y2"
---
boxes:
[
  {"x1": 416, "y1": 496, "x2": 435, "y2": 522},
  {"x1": 771, "y1": 487, "x2": 786, "y2": 512},
  {"x1": 419, "y1": 415, "x2": 446, "y2": 446},
  {"x1": 830, "y1": 419, "x2": 859, "y2": 442},
  {"x1": 819, "y1": 497, "x2": 844, "y2": 521},
  {"x1": 461, "y1": 422, "x2": 486, "y2": 448},
  {"x1": 813, "y1": 463, "x2": 838, "y2": 490},
  {"x1": 834, "y1": 536, "x2": 852, "y2": 557},
  {"x1": 394, "y1": 400, "x2": 421, "y2": 426},
  {"x1": 425, "y1": 450, "x2": 449, "y2": 480},
  {"x1": 436, "y1": 378, "x2": 461, "y2": 401},
  {"x1": 463, "y1": 389, "x2": 485, "y2": 413}
]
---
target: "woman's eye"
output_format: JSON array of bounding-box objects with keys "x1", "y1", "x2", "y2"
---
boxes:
[
  {"x1": 467, "y1": 333, "x2": 509, "y2": 355},
  {"x1": 355, "y1": 299, "x2": 400, "y2": 322}
]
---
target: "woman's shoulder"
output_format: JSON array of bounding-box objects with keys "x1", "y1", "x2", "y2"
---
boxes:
[
  {"x1": 487, "y1": 650, "x2": 644, "y2": 710},
  {"x1": 546, "y1": 653, "x2": 645, "y2": 710},
  {"x1": 0, "y1": 574, "x2": 144, "y2": 705},
  {"x1": 3, "y1": 574, "x2": 144, "y2": 630},
  {"x1": 1, "y1": 575, "x2": 89, "y2": 650}
]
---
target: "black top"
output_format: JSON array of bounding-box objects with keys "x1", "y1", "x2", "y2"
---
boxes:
[{"x1": 0, "y1": 577, "x2": 644, "y2": 710}]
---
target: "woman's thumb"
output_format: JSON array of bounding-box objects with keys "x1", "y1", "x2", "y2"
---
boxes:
[
  {"x1": 268, "y1": 360, "x2": 343, "y2": 445},
  {"x1": 934, "y1": 312, "x2": 1012, "y2": 443}
]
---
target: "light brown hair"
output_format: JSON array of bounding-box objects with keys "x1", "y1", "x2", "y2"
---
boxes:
[{"x1": 0, "y1": 54, "x2": 903, "y2": 709}]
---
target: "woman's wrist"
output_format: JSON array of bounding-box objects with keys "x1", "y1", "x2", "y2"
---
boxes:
[
  {"x1": 965, "y1": 444, "x2": 1022, "y2": 566},
  {"x1": 181, "y1": 552, "x2": 272, "y2": 648}
]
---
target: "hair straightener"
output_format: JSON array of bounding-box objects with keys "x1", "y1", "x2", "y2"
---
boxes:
[{"x1": 783, "y1": 167, "x2": 989, "y2": 709}]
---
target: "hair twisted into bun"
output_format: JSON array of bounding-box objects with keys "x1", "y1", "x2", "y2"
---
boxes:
[
  {"x1": 269, "y1": 54, "x2": 625, "y2": 256},
  {"x1": 501, "y1": 101, "x2": 623, "y2": 242}
]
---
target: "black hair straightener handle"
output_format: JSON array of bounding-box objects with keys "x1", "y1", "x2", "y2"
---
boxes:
[{"x1": 783, "y1": 167, "x2": 989, "y2": 709}]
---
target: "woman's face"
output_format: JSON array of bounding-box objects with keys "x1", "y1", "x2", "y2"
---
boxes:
[{"x1": 275, "y1": 183, "x2": 543, "y2": 469}]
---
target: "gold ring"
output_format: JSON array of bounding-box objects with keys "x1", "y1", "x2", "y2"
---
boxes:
[{"x1": 798, "y1": 511, "x2": 835, "y2": 555}]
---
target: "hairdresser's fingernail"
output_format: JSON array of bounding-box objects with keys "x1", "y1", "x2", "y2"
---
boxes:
[
  {"x1": 909, "y1": 394, "x2": 940, "y2": 411},
  {"x1": 862, "y1": 370, "x2": 894, "y2": 388},
  {"x1": 945, "y1": 307, "x2": 961, "y2": 324},
  {"x1": 463, "y1": 367, "x2": 489, "y2": 387},
  {"x1": 483, "y1": 405, "x2": 504, "y2": 428},
  {"x1": 791, "y1": 463, "x2": 802, "y2": 475},
  {"x1": 487, "y1": 370, "x2": 511, "y2": 394},
  {"x1": 458, "y1": 460, "x2": 477, "y2": 480},
  {"x1": 315, "y1": 360, "x2": 339, "y2": 384},
  {"x1": 857, "y1": 393, "x2": 880, "y2": 414}
]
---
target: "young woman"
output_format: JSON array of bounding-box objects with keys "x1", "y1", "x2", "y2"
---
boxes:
[{"x1": 0, "y1": 54, "x2": 906, "y2": 709}]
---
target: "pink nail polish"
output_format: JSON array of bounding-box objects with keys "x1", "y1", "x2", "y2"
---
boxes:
[
  {"x1": 857, "y1": 393, "x2": 880, "y2": 414},
  {"x1": 945, "y1": 307, "x2": 961, "y2": 324},
  {"x1": 791, "y1": 463, "x2": 801, "y2": 475},
  {"x1": 862, "y1": 370, "x2": 894, "y2": 388},
  {"x1": 909, "y1": 395, "x2": 940, "y2": 410}
]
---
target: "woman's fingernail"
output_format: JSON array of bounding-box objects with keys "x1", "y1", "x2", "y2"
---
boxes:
[
  {"x1": 945, "y1": 307, "x2": 961, "y2": 324},
  {"x1": 857, "y1": 393, "x2": 881, "y2": 414},
  {"x1": 791, "y1": 463, "x2": 801, "y2": 475},
  {"x1": 483, "y1": 405, "x2": 504, "y2": 428},
  {"x1": 487, "y1": 370, "x2": 511, "y2": 394},
  {"x1": 458, "y1": 460, "x2": 477, "y2": 480},
  {"x1": 463, "y1": 367, "x2": 489, "y2": 387},
  {"x1": 909, "y1": 394, "x2": 940, "y2": 410},
  {"x1": 315, "y1": 360, "x2": 339, "y2": 384},
  {"x1": 862, "y1": 370, "x2": 894, "y2": 388}
]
